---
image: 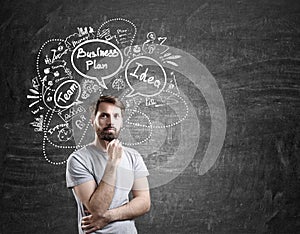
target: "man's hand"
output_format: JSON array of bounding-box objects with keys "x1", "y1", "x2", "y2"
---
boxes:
[
  {"x1": 81, "y1": 212, "x2": 111, "y2": 234},
  {"x1": 107, "y1": 139, "x2": 123, "y2": 165}
]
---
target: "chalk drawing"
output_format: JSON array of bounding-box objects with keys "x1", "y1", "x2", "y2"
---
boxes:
[
  {"x1": 71, "y1": 39, "x2": 123, "y2": 89},
  {"x1": 125, "y1": 56, "x2": 167, "y2": 97},
  {"x1": 97, "y1": 18, "x2": 137, "y2": 49},
  {"x1": 27, "y1": 19, "x2": 226, "y2": 188},
  {"x1": 112, "y1": 76, "x2": 126, "y2": 90}
]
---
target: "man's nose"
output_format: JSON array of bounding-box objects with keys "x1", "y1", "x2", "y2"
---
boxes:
[{"x1": 106, "y1": 116, "x2": 114, "y2": 125}]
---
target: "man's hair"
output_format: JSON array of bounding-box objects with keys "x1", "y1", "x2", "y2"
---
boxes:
[{"x1": 90, "y1": 95, "x2": 125, "y2": 116}]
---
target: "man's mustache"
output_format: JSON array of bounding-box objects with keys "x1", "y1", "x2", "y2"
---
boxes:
[{"x1": 103, "y1": 126, "x2": 116, "y2": 131}]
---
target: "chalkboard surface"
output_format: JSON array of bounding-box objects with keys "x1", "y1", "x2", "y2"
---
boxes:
[{"x1": 1, "y1": 0, "x2": 299, "y2": 233}]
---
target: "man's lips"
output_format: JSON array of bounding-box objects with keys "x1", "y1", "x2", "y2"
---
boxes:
[{"x1": 104, "y1": 127, "x2": 116, "y2": 131}]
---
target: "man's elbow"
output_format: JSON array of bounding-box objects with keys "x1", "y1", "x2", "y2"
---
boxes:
[
  {"x1": 145, "y1": 203, "x2": 151, "y2": 213},
  {"x1": 144, "y1": 198, "x2": 151, "y2": 213}
]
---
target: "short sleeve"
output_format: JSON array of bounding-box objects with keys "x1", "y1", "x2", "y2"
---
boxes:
[
  {"x1": 66, "y1": 154, "x2": 95, "y2": 188},
  {"x1": 133, "y1": 153, "x2": 149, "y2": 180}
]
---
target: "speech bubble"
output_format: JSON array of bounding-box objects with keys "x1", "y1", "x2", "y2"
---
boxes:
[
  {"x1": 71, "y1": 39, "x2": 123, "y2": 89},
  {"x1": 54, "y1": 80, "x2": 82, "y2": 109},
  {"x1": 97, "y1": 18, "x2": 137, "y2": 49},
  {"x1": 125, "y1": 56, "x2": 167, "y2": 97}
]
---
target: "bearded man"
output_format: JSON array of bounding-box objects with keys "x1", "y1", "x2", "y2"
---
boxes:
[{"x1": 66, "y1": 95, "x2": 150, "y2": 234}]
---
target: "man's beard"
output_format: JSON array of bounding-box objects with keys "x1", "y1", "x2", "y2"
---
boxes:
[{"x1": 97, "y1": 126, "x2": 119, "y2": 142}]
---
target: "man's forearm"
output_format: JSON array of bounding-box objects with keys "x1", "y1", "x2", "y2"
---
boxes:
[
  {"x1": 87, "y1": 162, "x2": 118, "y2": 216},
  {"x1": 106, "y1": 194, "x2": 151, "y2": 222}
]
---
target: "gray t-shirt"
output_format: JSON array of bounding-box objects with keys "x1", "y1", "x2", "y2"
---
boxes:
[{"x1": 66, "y1": 144, "x2": 149, "y2": 234}]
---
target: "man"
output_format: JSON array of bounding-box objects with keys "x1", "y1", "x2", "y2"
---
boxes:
[{"x1": 66, "y1": 95, "x2": 151, "y2": 234}]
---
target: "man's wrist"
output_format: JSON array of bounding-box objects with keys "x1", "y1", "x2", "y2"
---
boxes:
[
  {"x1": 106, "y1": 160, "x2": 120, "y2": 168},
  {"x1": 102, "y1": 162, "x2": 118, "y2": 185},
  {"x1": 104, "y1": 209, "x2": 114, "y2": 223}
]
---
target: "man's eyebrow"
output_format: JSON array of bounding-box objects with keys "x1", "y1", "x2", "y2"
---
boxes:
[
  {"x1": 99, "y1": 111, "x2": 121, "y2": 115},
  {"x1": 99, "y1": 112, "x2": 109, "y2": 115}
]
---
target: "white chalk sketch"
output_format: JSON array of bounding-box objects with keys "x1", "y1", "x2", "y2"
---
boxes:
[
  {"x1": 54, "y1": 80, "x2": 82, "y2": 109},
  {"x1": 71, "y1": 39, "x2": 123, "y2": 89},
  {"x1": 97, "y1": 18, "x2": 137, "y2": 49},
  {"x1": 112, "y1": 76, "x2": 126, "y2": 90},
  {"x1": 65, "y1": 26, "x2": 95, "y2": 51},
  {"x1": 27, "y1": 78, "x2": 43, "y2": 115},
  {"x1": 81, "y1": 79, "x2": 101, "y2": 100},
  {"x1": 125, "y1": 56, "x2": 167, "y2": 97},
  {"x1": 27, "y1": 19, "x2": 226, "y2": 188},
  {"x1": 30, "y1": 114, "x2": 44, "y2": 132}
]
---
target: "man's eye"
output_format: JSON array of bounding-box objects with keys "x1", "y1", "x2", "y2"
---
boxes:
[{"x1": 100, "y1": 114, "x2": 107, "y2": 119}]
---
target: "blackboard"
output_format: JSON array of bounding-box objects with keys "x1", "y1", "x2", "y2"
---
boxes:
[{"x1": 1, "y1": 0, "x2": 299, "y2": 233}]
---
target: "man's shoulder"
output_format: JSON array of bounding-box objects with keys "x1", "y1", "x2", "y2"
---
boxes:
[
  {"x1": 71, "y1": 145, "x2": 89, "y2": 156},
  {"x1": 123, "y1": 146, "x2": 140, "y2": 157},
  {"x1": 67, "y1": 145, "x2": 93, "y2": 163},
  {"x1": 122, "y1": 146, "x2": 146, "y2": 166}
]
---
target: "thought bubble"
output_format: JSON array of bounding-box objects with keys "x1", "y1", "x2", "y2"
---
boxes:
[
  {"x1": 71, "y1": 39, "x2": 123, "y2": 89},
  {"x1": 54, "y1": 80, "x2": 82, "y2": 109},
  {"x1": 97, "y1": 18, "x2": 137, "y2": 49},
  {"x1": 125, "y1": 56, "x2": 167, "y2": 97}
]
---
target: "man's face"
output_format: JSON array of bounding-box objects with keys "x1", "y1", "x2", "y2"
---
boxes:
[{"x1": 92, "y1": 102, "x2": 123, "y2": 142}]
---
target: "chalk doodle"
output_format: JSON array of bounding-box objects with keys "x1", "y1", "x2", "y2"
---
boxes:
[
  {"x1": 54, "y1": 80, "x2": 82, "y2": 109},
  {"x1": 112, "y1": 76, "x2": 126, "y2": 91},
  {"x1": 97, "y1": 18, "x2": 137, "y2": 49},
  {"x1": 27, "y1": 18, "x2": 226, "y2": 187},
  {"x1": 65, "y1": 26, "x2": 95, "y2": 51},
  {"x1": 81, "y1": 79, "x2": 101, "y2": 100},
  {"x1": 125, "y1": 56, "x2": 167, "y2": 97},
  {"x1": 71, "y1": 39, "x2": 123, "y2": 89}
]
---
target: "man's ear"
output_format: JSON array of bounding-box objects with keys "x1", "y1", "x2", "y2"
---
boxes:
[{"x1": 90, "y1": 115, "x2": 95, "y2": 127}]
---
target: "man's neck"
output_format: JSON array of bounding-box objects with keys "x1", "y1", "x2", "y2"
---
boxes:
[{"x1": 92, "y1": 138, "x2": 109, "y2": 152}]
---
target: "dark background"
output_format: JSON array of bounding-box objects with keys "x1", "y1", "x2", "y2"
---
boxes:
[{"x1": 0, "y1": 0, "x2": 299, "y2": 233}]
